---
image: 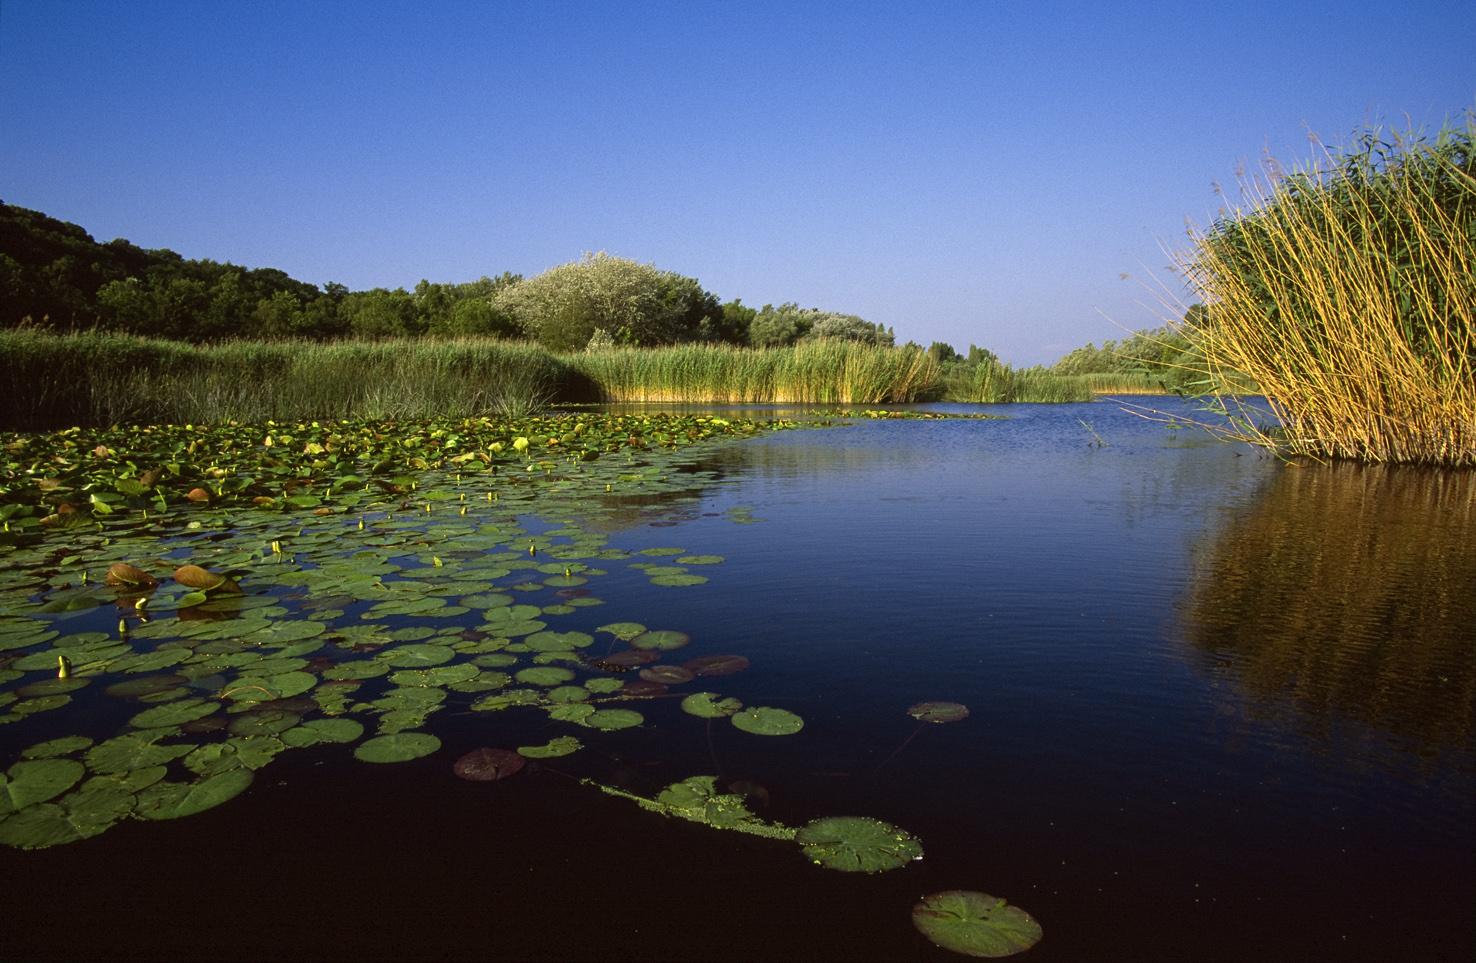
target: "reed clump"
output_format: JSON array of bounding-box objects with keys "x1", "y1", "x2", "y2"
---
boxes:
[
  {"x1": 1182, "y1": 116, "x2": 1476, "y2": 467},
  {"x1": 567, "y1": 340, "x2": 939, "y2": 404}
]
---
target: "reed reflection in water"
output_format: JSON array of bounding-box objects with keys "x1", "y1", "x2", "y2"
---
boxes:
[{"x1": 1184, "y1": 462, "x2": 1475, "y2": 764}]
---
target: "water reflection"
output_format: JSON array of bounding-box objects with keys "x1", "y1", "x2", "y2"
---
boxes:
[{"x1": 1184, "y1": 463, "x2": 1476, "y2": 760}]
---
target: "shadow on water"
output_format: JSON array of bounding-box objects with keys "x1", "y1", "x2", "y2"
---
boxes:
[{"x1": 1182, "y1": 462, "x2": 1476, "y2": 766}]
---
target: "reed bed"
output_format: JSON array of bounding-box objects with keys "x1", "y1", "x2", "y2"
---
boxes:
[
  {"x1": 0, "y1": 332, "x2": 942, "y2": 428},
  {"x1": 1183, "y1": 118, "x2": 1476, "y2": 467},
  {"x1": 936, "y1": 363, "x2": 1156, "y2": 403},
  {"x1": 0, "y1": 331, "x2": 576, "y2": 428},
  {"x1": 566, "y1": 341, "x2": 940, "y2": 404}
]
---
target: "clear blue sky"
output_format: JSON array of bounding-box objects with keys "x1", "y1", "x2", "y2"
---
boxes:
[{"x1": 2, "y1": 0, "x2": 1471, "y2": 363}]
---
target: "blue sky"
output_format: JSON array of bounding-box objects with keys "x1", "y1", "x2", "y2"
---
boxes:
[{"x1": 1, "y1": 0, "x2": 1471, "y2": 363}]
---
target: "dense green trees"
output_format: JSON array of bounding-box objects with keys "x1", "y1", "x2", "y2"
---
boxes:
[{"x1": 746, "y1": 302, "x2": 893, "y2": 347}]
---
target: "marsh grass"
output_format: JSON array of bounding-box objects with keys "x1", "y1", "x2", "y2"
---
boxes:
[
  {"x1": 1, "y1": 332, "x2": 944, "y2": 427},
  {"x1": 570, "y1": 341, "x2": 938, "y2": 404},
  {"x1": 0, "y1": 331, "x2": 575, "y2": 428},
  {"x1": 1182, "y1": 117, "x2": 1476, "y2": 466}
]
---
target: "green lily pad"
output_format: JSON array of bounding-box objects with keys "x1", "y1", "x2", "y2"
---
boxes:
[
  {"x1": 129, "y1": 697, "x2": 221, "y2": 729},
  {"x1": 595, "y1": 622, "x2": 646, "y2": 641},
  {"x1": 908, "y1": 701, "x2": 971, "y2": 724},
  {"x1": 731, "y1": 706, "x2": 804, "y2": 736},
  {"x1": 354, "y1": 732, "x2": 441, "y2": 763},
  {"x1": 547, "y1": 685, "x2": 590, "y2": 703},
  {"x1": 517, "y1": 736, "x2": 581, "y2": 758},
  {"x1": 630, "y1": 630, "x2": 691, "y2": 651},
  {"x1": 911, "y1": 891, "x2": 1043, "y2": 958},
  {"x1": 0, "y1": 803, "x2": 90, "y2": 849},
  {"x1": 650, "y1": 574, "x2": 708, "y2": 587},
  {"x1": 183, "y1": 736, "x2": 285, "y2": 775},
  {"x1": 85, "y1": 732, "x2": 194, "y2": 774},
  {"x1": 681, "y1": 692, "x2": 744, "y2": 719},
  {"x1": 583, "y1": 677, "x2": 624, "y2": 694},
  {"x1": 548, "y1": 703, "x2": 596, "y2": 725},
  {"x1": 22, "y1": 735, "x2": 94, "y2": 759},
  {"x1": 135, "y1": 769, "x2": 255, "y2": 820},
  {"x1": 281, "y1": 718, "x2": 365, "y2": 748},
  {"x1": 795, "y1": 816, "x2": 923, "y2": 872},
  {"x1": 586, "y1": 708, "x2": 643, "y2": 731},
  {"x1": 675, "y1": 555, "x2": 724, "y2": 565},
  {"x1": 515, "y1": 666, "x2": 576, "y2": 687},
  {"x1": 389, "y1": 663, "x2": 479, "y2": 688},
  {"x1": 1, "y1": 759, "x2": 86, "y2": 813},
  {"x1": 380, "y1": 643, "x2": 455, "y2": 668},
  {"x1": 227, "y1": 709, "x2": 302, "y2": 736}
]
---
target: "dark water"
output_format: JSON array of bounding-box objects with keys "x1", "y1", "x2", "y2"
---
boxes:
[{"x1": 5, "y1": 398, "x2": 1473, "y2": 961}]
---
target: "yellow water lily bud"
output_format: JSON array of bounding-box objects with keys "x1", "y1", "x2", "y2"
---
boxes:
[{"x1": 57, "y1": 655, "x2": 70, "y2": 678}]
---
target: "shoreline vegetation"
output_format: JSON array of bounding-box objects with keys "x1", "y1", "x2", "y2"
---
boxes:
[
  {"x1": 4, "y1": 113, "x2": 1471, "y2": 465},
  {"x1": 0, "y1": 330, "x2": 1188, "y2": 431},
  {"x1": 1184, "y1": 115, "x2": 1474, "y2": 467}
]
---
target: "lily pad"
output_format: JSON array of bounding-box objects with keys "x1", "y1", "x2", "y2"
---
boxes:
[
  {"x1": 630, "y1": 630, "x2": 691, "y2": 651},
  {"x1": 515, "y1": 666, "x2": 576, "y2": 687},
  {"x1": 22, "y1": 735, "x2": 95, "y2": 759},
  {"x1": 517, "y1": 736, "x2": 581, "y2": 758},
  {"x1": 682, "y1": 654, "x2": 750, "y2": 677},
  {"x1": 136, "y1": 769, "x2": 254, "y2": 820},
  {"x1": 795, "y1": 816, "x2": 923, "y2": 872},
  {"x1": 595, "y1": 622, "x2": 646, "y2": 641},
  {"x1": 586, "y1": 708, "x2": 644, "y2": 731},
  {"x1": 911, "y1": 890, "x2": 1043, "y2": 958},
  {"x1": 908, "y1": 701, "x2": 971, "y2": 724},
  {"x1": 452, "y1": 747, "x2": 525, "y2": 781},
  {"x1": 129, "y1": 697, "x2": 221, "y2": 729},
  {"x1": 281, "y1": 718, "x2": 365, "y2": 748},
  {"x1": 681, "y1": 692, "x2": 743, "y2": 719},
  {"x1": 639, "y1": 665, "x2": 695, "y2": 685},
  {"x1": 731, "y1": 706, "x2": 804, "y2": 736},
  {"x1": 354, "y1": 732, "x2": 441, "y2": 763},
  {"x1": 2, "y1": 759, "x2": 86, "y2": 813}
]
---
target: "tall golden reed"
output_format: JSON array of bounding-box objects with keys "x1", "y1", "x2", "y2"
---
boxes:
[{"x1": 1182, "y1": 118, "x2": 1475, "y2": 467}]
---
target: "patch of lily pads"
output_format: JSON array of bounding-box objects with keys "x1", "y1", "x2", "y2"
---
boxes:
[{"x1": 0, "y1": 410, "x2": 1039, "y2": 954}]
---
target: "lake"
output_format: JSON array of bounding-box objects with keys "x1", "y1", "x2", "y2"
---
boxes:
[{"x1": 2, "y1": 397, "x2": 1471, "y2": 961}]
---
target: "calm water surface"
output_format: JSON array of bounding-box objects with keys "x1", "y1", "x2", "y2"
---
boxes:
[{"x1": 5, "y1": 398, "x2": 1473, "y2": 961}]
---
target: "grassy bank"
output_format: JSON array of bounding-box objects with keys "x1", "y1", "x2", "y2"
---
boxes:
[
  {"x1": 0, "y1": 330, "x2": 1190, "y2": 429},
  {"x1": 1184, "y1": 118, "x2": 1475, "y2": 467}
]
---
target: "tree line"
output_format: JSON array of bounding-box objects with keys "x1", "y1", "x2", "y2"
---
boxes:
[{"x1": 0, "y1": 202, "x2": 892, "y2": 350}]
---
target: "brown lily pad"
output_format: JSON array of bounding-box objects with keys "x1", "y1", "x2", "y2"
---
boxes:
[
  {"x1": 453, "y1": 748, "x2": 525, "y2": 782},
  {"x1": 106, "y1": 563, "x2": 159, "y2": 589},
  {"x1": 682, "y1": 654, "x2": 751, "y2": 677},
  {"x1": 639, "y1": 665, "x2": 695, "y2": 685}
]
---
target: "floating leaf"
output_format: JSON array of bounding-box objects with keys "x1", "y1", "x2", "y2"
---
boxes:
[
  {"x1": 1, "y1": 759, "x2": 86, "y2": 813},
  {"x1": 452, "y1": 747, "x2": 525, "y2": 781},
  {"x1": 732, "y1": 706, "x2": 804, "y2": 736},
  {"x1": 639, "y1": 665, "x2": 695, "y2": 685},
  {"x1": 911, "y1": 891, "x2": 1043, "y2": 958},
  {"x1": 630, "y1": 630, "x2": 691, "y2": 651},
  {"x1": 22, "y1": 735, "x2": 94, "y2": 759},
  {"x1": 795, "y1": 816, "x2": 922, "y2": 872},
  {"x1": 676, "y1": 555, "x2": 724, "y2": 565},
  {"x1": 172, "y1": 564, "x2": 239, "y2": 593},
  {"x1": 591, "y1": 650, "x2": 658, "y2": 670},
  {"x1": 908, "y1": 701, "x2": 970, "y2": 724},
  {"x1": 595, "y1": 622, "x2": 646, "y2": 641},
  {"x1": 517, "y1": 736, "x2": 581, "y2": 759},
  {"x1": 650, "y1": 574, "x2": 708, "y2": 587},
  {"x1": 681, "y1": 692, "x2": 743, "y2": 719},
  {"x1": 129, "y1": 698, "x2": 220, "y2": 729},
  {"x1": 682, "y1": 654, "x2": 750, "y2": 677},
  {"x1": 354, "y1": 732, "x2": 441, "y2": 763},
  {"x1": 85, "y1": 732, "x2": 194, "y2": 774},
  {"x1": 136, "y1": 769, "x2": 254, "y2": 820},
  {"x1": 515, "y1": 666, "x2": 576, "y2": 687},
  {"x1": 105, "y1": 563, "x2": 158, "y2": 589},
  {"x1": 586, "y1": 708, "x2": 643, "y2": 731},
  {"x1": 280, "y1": 718, "x2": 364, "y2": 748}
]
